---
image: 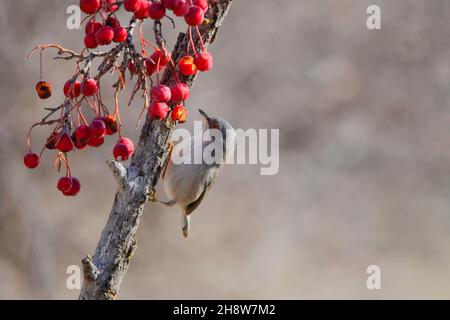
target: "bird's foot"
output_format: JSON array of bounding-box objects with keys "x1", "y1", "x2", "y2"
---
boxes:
[
  {"x1": 147, "y1": 188, "x2": 177, "y2": 207},
  {"x1": 147, "y1": 188, "x2": 158, "y2": 203}
]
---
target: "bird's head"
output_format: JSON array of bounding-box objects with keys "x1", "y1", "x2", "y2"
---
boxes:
[{"x1": 198, "y1": 109, "x2": 233, "y2": 133}]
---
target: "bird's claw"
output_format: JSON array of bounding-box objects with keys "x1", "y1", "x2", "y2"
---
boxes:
[{"x1": 147, "y1": 188, "x2": 157, "y2": 202}]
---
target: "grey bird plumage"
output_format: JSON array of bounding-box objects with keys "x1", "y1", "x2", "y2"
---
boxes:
[{"x1": 162, "y1": 109, "x2": 236, "y2": 238}]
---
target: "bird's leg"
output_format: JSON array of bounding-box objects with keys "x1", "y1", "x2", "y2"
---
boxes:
[
  {"x1": 162, "y1": 141, "x2": 174, "y2": 179},
  {"x1": 147, "y1": 141, "x2": 175, "y2": 205},
  {"x1": 147, "y1": 141, "x2": 175, "y2": 207}
]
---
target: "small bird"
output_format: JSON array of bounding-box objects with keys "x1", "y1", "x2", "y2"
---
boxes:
[{"x1": 159, "y1": 109, "x2": 236, "y2": 238}]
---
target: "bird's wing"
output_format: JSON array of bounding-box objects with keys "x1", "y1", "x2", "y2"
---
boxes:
[{"x1": 184, "y1": 169, "x2": 219, "y2": 215}]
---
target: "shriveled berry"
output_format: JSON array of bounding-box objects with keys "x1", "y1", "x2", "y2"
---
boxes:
[
  {"x1": 46, "y1": 132, "x2": 59, "y2": 150},
  {"x1": 148, "y1": 102, "x2": 169, "y2": 119},
  {"x1": 135, "y1": 0, "x2": 150, "y2": 19},
  {"x1": 90, "y1": 118, "x2": 107, "y2": 138},
  {"x1": 128, "y1": 61, "x2": 139, "y2": 75},
  {"x1": 24, "y1": 153, "x2": 40, "y2": 169},
  {"x1": 124, "y1": 0, "x2": 143, "y2": 12},
  {"x1": 104, "y1": 115, "x2": 119, "y2": 135},
  {"x1": 173, "y1": 0, "x2": 189, "y2": 16},
  {"x1": 63, "y1": 177, "x2": 81, "y2": 196},
  {"x1": 96, "y1": 26, "x2": 114, "y2": 45},
  {"x1": 171, "y1": 105, "x2": 188, "y2": 123},
  {"x1": 84, "y1": 33, "x2": 98, "y2": 49},
  {"x1": 184, "y1": 5, "x2": 204, "y2": 26},
  {"x1": 36, "y1": 81, "x2": 52, "y2": 99},
  {"x1": 170, "y1": 83, "x2": 190, "y2": 102},
  {"x1": 178, "y1": 55, "x2": 197, "y2": 75},
  {"x1": 64, "y1": 80, "x2": 82, "y2": 98},
  {"x1": 57, "y1": 177, "x2": 73, "y2": 193},
  {"x1": 105, "y1": 17, "x2": 120, "y2": 28},
  {"x1": 113, "y1": 137, "x2": 135, "y2": 161},
  {"x1": 74, "y1": 125, "x2": 91, "y2": 144},
  {"x1": 113, "y1": 27, "x2": 127, "y2": 43},
  {"x1": 193, "y1": 0, "x2": 208, "y2": 12},
  {"x1": 82, "y1": 78, "x2": 98, "y2": 96},
  {"x1": 194, "y1": 51, "x2": 213, "y2": 72},
  {"x1": 149, "y1": 1, "x2": 166, "y2": 20},
  {"x1": 80, "y1": 0, "x2": 100, "y2": 14},
  {"x1": 85, "y1": 20, "x2": 102, "y2": 34},
  {"x1": 151, "y1": 85, "x2": 171, "y2": 103},
  {"x1": 56, "y1": 133, "x2": 74, "y2": 153},
  {"x1": 88, "y1": 136, "x2": 105, "y2": 147}
]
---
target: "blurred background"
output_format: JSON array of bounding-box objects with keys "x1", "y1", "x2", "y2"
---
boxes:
[{"x1": 2, "y1": 0, "x2": 450, "y2": 299}]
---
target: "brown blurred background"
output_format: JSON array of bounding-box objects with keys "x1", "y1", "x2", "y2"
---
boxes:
[{"x1": 2, "y1": 0, "x2": 450, "y2": 299}]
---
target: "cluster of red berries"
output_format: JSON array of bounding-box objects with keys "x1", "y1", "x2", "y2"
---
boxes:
[
  {"x1": 26, "y1": 0, "x2": 215, "y2": 197},
  {"x1": 84, "y1": 16, "x2": 127, "y2": 49}
]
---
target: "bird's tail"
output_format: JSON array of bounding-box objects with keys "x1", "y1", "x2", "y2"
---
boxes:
[{"x1": 181, "y1": 213, "x2": 190, "y2": 239}]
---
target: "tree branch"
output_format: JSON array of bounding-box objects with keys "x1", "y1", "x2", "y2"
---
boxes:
[{"x1": 78, "y1": 0, "x2": 233, "y2": 300}]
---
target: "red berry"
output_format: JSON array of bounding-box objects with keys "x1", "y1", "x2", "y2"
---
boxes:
[
  {"x1": 73, "y1": 136, "x2": 88, "y2": 150},
  {"x1": 149, "y1": 1, "x2": 166, "y2": 20},
  {"x1": 184, "y1": 6, "x2": 204, "y2": 26},
  {"x1": 90, "y1": 118, "x2": 107, "y2": 138},
  {"x1": 63, "y1": 80, "x2": 82, "y2": 98},
  {"x1": 96, "y1": 26, "x2": 114, "y2": 45},
  {"x1": 105, "y1": 17, "x2": 120, "y2": 28},
  {"x1": 85, "y1": 21, "x2": 102, "y2": 34},
  {"x1": 57, "y1": 177, "x2": 73, "y2": 193},
  {"x1": 148, "y1": 102, "x2": 169, "y2": 120},
  {"x1": 173, "y1": 0, "x2": 189, "y2": 16},
  {"x1": 135, "y1": 0, "x2": 150, "y2": 19},
  {"x1": 178, "y1": 55, "x2": 197, "y2": 75},
  {"x1": 193, "y1": 0, "x2": 208, "y2": 12},
  {"x1": 113, "y1": 137, "x2": 135, "y2": 161},
  {"x1": 123, "y1": 0, "x2": 143, "y2": 12},
  {"x1": 118, "y1": 137, "x2": 134, "y2": 151},
  {"x1": 151, "y1": 85, "x2": 171, "y2": 103},
  {"x1": 104, "y1": 115, "x2": 119, "y2": 135},
  {"x1": 171, "y1": 105, "x2": 188, "y2": 123},
  {"x1": 82, "y1": 78, "x2": 98, "y2": 96},
  {"x1": 194, "y1": 51, "x2": 213, "y2": 72},
  {"x1": 80, "y1": 0, "x2": 100, "y2": 14},
  {"x1": 170, "y1": 83, "x2": 190, "y2": 102},
  {"x1": 145, "y1": 50, "x2": 169, "y2": 75},
  {"x1": 56, "y1": 133, "x2": 74, "y2": 153},
  {"x1": 63, "y1": 177, "x2": 81, "y2": 196},
  {"x1": 74, "y1": 125, "x2": 91, "y2": 144},
  {"x1": 24, "y1": 153, "x2": 40, "y2": 169},
  {"x1": 162, "y1": 0, "x2": 179, "y2": 10},
  {"x1": 113, "y1": 27, "x2": 127, "y2": 43},
  {"x1": 84, "y1": 33, "x2": 98, "y2": 49},
  {"x1": 102, "y1": 0, "x2": 118, "y2": 12},
  {"x1": 88, "y1": 136, "x2": 105, "y2": 147},
  {"x1": 152, "y1": 49, "x2": 170, "y2": 66}
]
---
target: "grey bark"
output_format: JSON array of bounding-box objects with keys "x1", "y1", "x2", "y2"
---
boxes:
[{"x1": 79, "y1": 0, "x2": 233, "y2": 300}]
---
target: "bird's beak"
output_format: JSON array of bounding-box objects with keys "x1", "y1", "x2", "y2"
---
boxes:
[
  {"x1": 198, "y1": 109, "x2": 209, "y2": 120},
  {"x1": 199, "y1": 109, "x2": 214, "y2": 128}
]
